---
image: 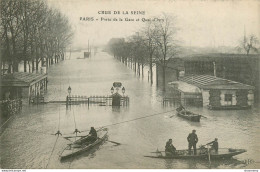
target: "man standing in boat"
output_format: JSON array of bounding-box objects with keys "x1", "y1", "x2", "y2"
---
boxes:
[
  {"x1": 165, "y1": 139, "x2": 176, "y2": 156},
  {"x1": 187, "y1": 129, "x2": 198, "y2": 155},
  {"x1": 206, "y1": 138, "x2": 218, "y2": 152}
]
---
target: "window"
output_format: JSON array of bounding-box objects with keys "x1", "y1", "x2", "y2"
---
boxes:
[{"x1": 225, "y1": 94, "x2": 232, "y2": 102}]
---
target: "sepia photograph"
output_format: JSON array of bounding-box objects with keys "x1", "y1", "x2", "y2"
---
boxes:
[{"x1": 0, "y1": 0, "x2": 259, "y2": 170}]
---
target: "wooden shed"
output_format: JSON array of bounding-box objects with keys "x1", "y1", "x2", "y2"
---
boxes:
[
  {"x1": 179, "y1": 75, "x2": 254, "y2": 110},
  {"x1": 0, "y1": 72, "x2": 48, "y2": 102}
]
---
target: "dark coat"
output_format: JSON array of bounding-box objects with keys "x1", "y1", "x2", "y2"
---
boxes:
[
  {"x1": 165, "y1": 141, "x2": 176, "y2": 153},
  {"x1": 89, "y1": 128, "x2": 97, "y2": 138},
  {"x1": 187, "y1": 133, "x2": 198, "y2": 144}
]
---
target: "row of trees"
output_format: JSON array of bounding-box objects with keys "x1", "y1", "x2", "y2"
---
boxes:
[
  {"x1": 0, "y1": 0, "x2": 73, "y2": 74},
  {"x1": 108, "y1": 14, "x2": 179, "y2": 91}
]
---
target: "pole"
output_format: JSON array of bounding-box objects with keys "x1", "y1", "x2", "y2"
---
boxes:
[{"x1": 207, "y1": 145, "x2": 211, "y2": 165}]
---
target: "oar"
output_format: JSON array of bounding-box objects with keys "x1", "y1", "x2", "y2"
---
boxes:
[
  {"x1": 150, "y1": 150, "x2": 165, "y2": 153},
  {"x1": 63, "y1": 135, "x2": 85, "y2": 139},
  {"x1": 107, "y1": 140, "x2": 121, "y2": 145}
]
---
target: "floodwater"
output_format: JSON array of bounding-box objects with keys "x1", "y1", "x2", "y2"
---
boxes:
[{"x1": 1, "y1": 50, "x2": 260, "y2": 169}]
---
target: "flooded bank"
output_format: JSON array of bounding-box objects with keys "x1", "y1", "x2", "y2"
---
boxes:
[{"x1": 1, "y1": 51, "x2": 259, "y2": 169}]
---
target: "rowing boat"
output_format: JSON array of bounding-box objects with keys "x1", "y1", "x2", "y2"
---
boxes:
[
  {"x1": 176, "y1": 109, "x2": 201, "y2": 122},
  {"x1": 60, "y1": 128, "x2": 108, "y2": 160},
  {"x1": 144, "y1": 148, "x2": 246, "y2": 160}
]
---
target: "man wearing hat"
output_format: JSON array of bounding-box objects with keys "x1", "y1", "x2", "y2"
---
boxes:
[
  {"x1": 187, "y1": 129, "x2": 198, "y2": 155},
  {"x1": 165, "y1": 139, "x2": 176, "y2": 156}
]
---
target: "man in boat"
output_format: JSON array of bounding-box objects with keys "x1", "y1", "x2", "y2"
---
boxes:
[
  {"x1": 88, "y1": 127, "x2": 97, "y2": 143},
  {"x1": 206, "y1": 138, "x2": 218, "y2": 152},
  {"x1": 165, "y1": 139, "x2": 177, "y2": 156},
  {"x1": 176, "y1": 104, "x2": 185, "y2": 112},
  {"x1": 187, "y1": 130, "x2": 198, "y2": 155}
]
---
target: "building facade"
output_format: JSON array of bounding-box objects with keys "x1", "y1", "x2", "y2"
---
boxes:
[
  {"x1": 177, "y1": 75, "x2": 254, "y2": 109},
  {"x1": 0, "y1": 72, "x2": 48, "y2": 102}
]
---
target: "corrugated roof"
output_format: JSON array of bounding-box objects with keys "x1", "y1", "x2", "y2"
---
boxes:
[
  {"x1": 182, "y1": 53, "x2": 260, "y2": 61},
  {"x1": 180, "y1": 75, "x2": 254, "y2": 90},
  {"x1": 168, "y1": 81, "x2": 201, "y2": 93},
  {"x1": 0, "y1": 72, "x2": 47, "y2": 87}
]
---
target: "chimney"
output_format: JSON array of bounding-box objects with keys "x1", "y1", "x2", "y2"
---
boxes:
[{"x1": 213, "y1": 61, "x2": 216, "y2": 77}]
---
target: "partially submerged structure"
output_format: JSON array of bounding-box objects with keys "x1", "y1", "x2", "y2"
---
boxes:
[
  {"x1": 169, "y1": 75, "x2": 254, "y2": 109},
  {"x1": 157, "y1": 53, "x2": 260, "y2": 102},
  {"x1": 0, "y1": 72, "x2": 48, "y2": 102}
]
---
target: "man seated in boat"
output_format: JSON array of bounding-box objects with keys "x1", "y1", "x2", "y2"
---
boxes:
[
  {"x1": 177, "y1": 104, "x2": 186, "y2": 115},
  {"x1": 80, "y1": 127, "x2": 98, "y2": 145},
  {"x1": 206, "y1": 138, "x2": 218, "y2": 153},
  {"x1": 88, "y1": 127, "x2": 97, "y2": 142},
  {"x1": 165, "y1": 139, "x2": 177, "y2": 156}
]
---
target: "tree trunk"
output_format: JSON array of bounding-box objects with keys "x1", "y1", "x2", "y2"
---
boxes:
[
  {"x1": 138, "y1": 62, "x2": 140, "y2": 76},
  {"x1": 142, "y1": 63, "x2": 144, "y2": 77},
  {"x1": 24, "y1": 60, "x2": 27, "y2": 72},
  {"x1": 162, "y1": 65, "x2": 166, "y2": 91},
  {"x1": 8, "y1": 63, "x2": 12, "y2": 73},
  {"x1": 32, "y1": 60, "x2": 35, "y2": 72},
  {"x1": 150, "y1": 63, "x2": 153, "y2": 84},
  {"x1": 134, "y1": 60, "x2": 136, "y2": 73}
]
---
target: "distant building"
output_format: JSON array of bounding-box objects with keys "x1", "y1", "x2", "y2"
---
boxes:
[
  {"x1": 156, "y1": 53, "x2": 260, "y2": 101},
  {"x1": 169, "y1": 75, "x2": 254, "y2": 109},
  {"x1": 156, "y1": 58, "x2": 184, "y2": 87},
  {"x1": 0, "y1": 72, "x2": 48, "y2": 102}
]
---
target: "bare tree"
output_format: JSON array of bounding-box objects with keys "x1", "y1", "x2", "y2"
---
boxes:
[
  {"x1": 1, "y1": 0, "x2": 73, "y2": 74},
  {"x1": 237, "y1": 34, "x2": 259, "y2": 55},
  {"x1": 153, "y1": 14, "x2": 179, "y2": 91},
  {"x1": 141, "y1": 21, "x2": 158, "y2": 84}
]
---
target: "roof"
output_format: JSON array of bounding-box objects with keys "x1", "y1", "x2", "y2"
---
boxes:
[
  {"x1": 168, "y1": 81, "x2": 201, "y2": 93},
  {"x1": 179, "y1": 75, "x2": 254, "y2": 90},
  {"x1": 182, "y1": 53, "x2": 260, "y2": 62},
  {"x1": 0, "y1": 72, "x2": 47, "y2": 87}
]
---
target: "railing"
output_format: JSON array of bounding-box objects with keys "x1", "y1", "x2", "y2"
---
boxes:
[
  {"x1": 66, "y1": 95, "x2": 130, "y2": 107},
  {"x1": 163, "y1": 97, "x2": 202, "y2": 107},
  {"x1": 29, "y1": 95, "x2": 45, "y2": 104},
  {"x1": 163, "y1": 97, "x2": 181, "y2": 106},
  {"x1": 0, "y1": 99, "x2": 22, "y2": 117}
]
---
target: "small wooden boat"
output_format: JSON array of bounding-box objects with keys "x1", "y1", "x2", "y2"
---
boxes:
[
  {"x1": 176, "y1": 109, "x2": 201, "y2": 122},
  {"x1": 144, "y1": 148, "x2": 246, "y2": 160},
  {"x1": 60, "y1": 128, "x2": 108, "y2": 160}
]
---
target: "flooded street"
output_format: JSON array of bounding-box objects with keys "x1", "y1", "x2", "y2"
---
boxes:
[{"x1": 1, "y1": 51, "x2": 260, "y2": 169}]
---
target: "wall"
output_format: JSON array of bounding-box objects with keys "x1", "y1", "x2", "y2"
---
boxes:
[
  {"x1": 209, "y1": 90, "x2": 221, "y2": 107},
  {"x1": 202, "y1": 89, "x2": 210, "y2": 106},
  {"x1": 248, "y1": 90, "x2": 254, "y2": 106}
]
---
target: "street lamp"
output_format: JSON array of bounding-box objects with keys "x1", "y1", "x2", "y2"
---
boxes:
[
  {"x1": 111, "y1": 87, "x2": 114, "y2": 94},
  {"x1": 68, "y1": 86, "x2": 71, "y2": 97},
  {"x1": 122, "y1": 87, "x2": 125, "y2": 96}
]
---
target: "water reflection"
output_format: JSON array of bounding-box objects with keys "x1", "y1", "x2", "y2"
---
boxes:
[{"x1": 163, "y1": 158, "x2": 248, "y2": 169}]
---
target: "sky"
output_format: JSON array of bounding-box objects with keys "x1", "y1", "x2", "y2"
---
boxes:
[{"x1": 47, "y1": 0, "x2": 260, "y2": 48}]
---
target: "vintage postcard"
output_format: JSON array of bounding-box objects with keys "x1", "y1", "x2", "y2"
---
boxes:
[{"x1": 0, "y1": 0, "x2": 259, "y2": 170}]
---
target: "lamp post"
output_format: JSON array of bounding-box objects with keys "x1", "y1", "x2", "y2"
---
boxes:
[
  {"x1": 68, "y1": 86, "x2": 71, "y2": 97},
  {"x1": 111, "y1": 87, "x2": 114, "y2": 94},
  {"x1": 122, "y1": 87, "x2": 125, "y2": 96}
]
